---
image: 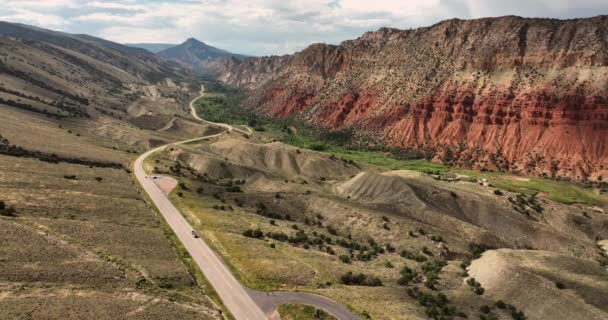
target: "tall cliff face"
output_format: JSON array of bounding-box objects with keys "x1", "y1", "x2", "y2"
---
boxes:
[{"x1": 213, "y1": 16, "x2": 608, "y2": 181}]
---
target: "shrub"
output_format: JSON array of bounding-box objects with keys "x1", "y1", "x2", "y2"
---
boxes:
[
  {"x1": 63, "y1": 175, "x2": 77, "y2": 180},
  {"x1": 339, "y1": 254, "x2": 351, "y2": 264},
  {"x1": 468, "y1": 243, "x2": 491, "y2": 258},
  {"x1": 400, "y1": 250, "x2": 427, "y2": 262},
  {"x1": 460, "y1": 258, "x2": 471, "y2": 270},
  {"x1": 555, "y1": 281, "x2": 566, "y2": 289},
  {"x1": 242, "y1": 228, "x2": 264, "y2": 239},
  {"x1": 430, "y1": 235, "x2": 443, "y2": 242},
  {"x1": 421, "y1": 259, "x2": 447, "y2": 289},
  {"x1": 0, "y1": 201, "x2": 16, "y2": 217},
  {"x1": 327, "y1": 226, "x2": 337, "y2": 235},
  {"x1": 406, "y1": 287, "x2": 459, "y2": 320},
  {"x1": 309, "y1": 143, "x2": 327, "y2": 151},
  {"x1": 398, "y1": 266, "x2": 419, "y2": 286},
  {"x1": 268, "y1": 232, "x2": 288, "y2": 241},
  {"x1": 225, "y1": 186, "x2": 242, "y2": 192},
  {"x1": 493, "y1": 189, "x2": 503, "y2": 196},
  {"x1": 512, "y1": 310, "x2": 527, "y2": 320},
  {"x1": 340, "y1": 272, "x2": 382, "y2": 286},
  {"x1": 288, "y1": 230, "x2": 308, "y2": 244}
]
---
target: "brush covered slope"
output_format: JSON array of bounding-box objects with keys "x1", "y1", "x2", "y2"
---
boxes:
[
  {"x1": 0, "y1": 22, "x2": 224, "y2": 319},
  {"x1": 211, "y1": 15, "x2": 608, "y2": 181}
]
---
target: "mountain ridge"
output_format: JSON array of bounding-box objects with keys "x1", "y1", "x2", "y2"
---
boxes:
[
  {"x1": 124, "y1": 42, "x2": 178, "y2": 53},
  {"x1": 158, "y1": 38, "x2": 248, "y2": 66},
  {"x1": 210, "y1": 15, "x2": 608, "y2": 181}
]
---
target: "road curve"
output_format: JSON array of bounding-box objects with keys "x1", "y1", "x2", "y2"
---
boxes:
[{"x1": 134, "y1": 87, "x2": 360, "y2": 320}]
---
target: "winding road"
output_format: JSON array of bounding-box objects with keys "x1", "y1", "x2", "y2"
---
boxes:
[{"x1": 133, "y1": 87, "x2": 359, "y2": 320}]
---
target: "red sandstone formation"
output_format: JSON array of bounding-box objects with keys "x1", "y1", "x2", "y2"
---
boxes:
[{"x1": 209, "y1": 16, "x2": 608, "y2": 180}]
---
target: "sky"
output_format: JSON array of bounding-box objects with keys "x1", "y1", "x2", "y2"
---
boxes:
[{"x1": 0, "y1": 0, "x2": 606, "y2": 56}]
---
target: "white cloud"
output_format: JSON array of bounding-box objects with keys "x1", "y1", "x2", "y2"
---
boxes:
[
  {"x1": 0, "y1": 0, "x2": 606, "y2": 55},
  {"x1": 86, "y1": 1, "x2": 145, "y2": 11},
  {"x1": 0, "y1": 9, "x2": 69, "y2": 27}
]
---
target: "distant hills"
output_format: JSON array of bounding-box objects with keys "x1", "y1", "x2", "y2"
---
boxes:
[
  {"x1": 124, "y1": 43, "x2": 178, "y2": 53},
  {"x1": 157, "y1": 38, "x2": 248, "y2": 66},
  {"x1": 0, "y1": 20, "x2": 189, "y2": 119}
]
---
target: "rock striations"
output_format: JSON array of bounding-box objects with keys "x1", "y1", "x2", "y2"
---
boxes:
[{"x1": 210, "y1": 16, "x2": 608, "y2": 181}]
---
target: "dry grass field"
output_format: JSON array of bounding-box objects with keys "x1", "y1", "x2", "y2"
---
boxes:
[
  {"x1": 0, "y1": 154, "x2": 222, "y2": 319},
  {"x1": 0, "y1": 84, "x2": 225, "y2": 319}
]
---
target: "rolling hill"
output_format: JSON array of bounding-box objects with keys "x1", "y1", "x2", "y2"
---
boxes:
[{"x1": 124, "y1": 42, "x2": 178, "y2": 53}]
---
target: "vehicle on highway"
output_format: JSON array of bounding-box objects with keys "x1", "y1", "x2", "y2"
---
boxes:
[{"x1": 192, "y1": 230, "x2": 199, "y2": 238}]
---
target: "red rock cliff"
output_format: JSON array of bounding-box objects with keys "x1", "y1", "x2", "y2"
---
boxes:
[{"x1": 213, "y1": 16, "x2": 608, "y2": 181}]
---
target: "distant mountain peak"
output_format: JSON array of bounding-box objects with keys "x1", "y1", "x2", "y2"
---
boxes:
[
  {"x1": 158, "y1": 38, "x2": 247, "y2": 65},
  {"x1": 182, "y1": 38, "x2": 207, "y2": 45}
]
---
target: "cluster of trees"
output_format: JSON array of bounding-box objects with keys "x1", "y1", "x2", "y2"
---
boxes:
[
  {"x1": 242, "y1": 228, "x2": 264, "y2": 239},
  {"x1": 340, "y1": 271, "x2": 382, "y2": 287},
  {"x1": 466, "y1": 277, "x2": 485, "y2": 295},
  {"x1": 0, "y1": 138, "x2": 123, "y2": 169},
  {"x1": 493, "y1": 300, "x2": 527, "y2": 320},
  {"x1": 405, "y1": 287, "x2": 464, "y2": 320},
  {"x1": 400, "y1": 249, "x2": 428, "y2": 262},
  {"x1": 508, "y1": 193, "x2": 543, "y2": 215},
  {"x1": 255, "y1": 201, "x2": 290, "y2": 220},
  {"x1": 0, "y1": 97, "x2": 61, "y2": 118},
  {"x1": 398, "y1": 266, "x2": 419, "y2": 286},
  {"x1": 421, "y1": 258, "x2": 447, "y2": 289}
]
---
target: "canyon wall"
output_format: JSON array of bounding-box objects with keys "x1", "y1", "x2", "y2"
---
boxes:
[{"x1": 211, "y1": 16, "x2": 608, "y2": 180}]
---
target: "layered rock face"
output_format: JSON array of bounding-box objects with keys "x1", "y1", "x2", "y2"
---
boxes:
[{"x1": 212, "y1": 16, "x2": 608, "y2": 180}]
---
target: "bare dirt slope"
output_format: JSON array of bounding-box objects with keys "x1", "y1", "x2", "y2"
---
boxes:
[
  {"x1": 208, "y1": 136, "x2": 360, "y2": 180},
  {"x1": 468, "y1": 249, "x2": 608, "y2": 320}
]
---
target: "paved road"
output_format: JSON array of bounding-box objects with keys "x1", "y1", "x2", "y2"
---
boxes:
[
  {"x1": 134, "y1": 87, "x2": 359, "y2": 320},
  {"x1": 247, "y1": 289, "x2": 359, "y2": 320},
  {"x1": 189, "y1": 86, "x2": 252, "y2": 135}
]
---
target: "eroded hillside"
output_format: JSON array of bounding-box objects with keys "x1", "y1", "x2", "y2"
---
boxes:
[
  {"x1": 209, "y1": 15, "x2": 608, "y2": 181},
  {"x1": 149, "y1": 130, "x2": 608, "y2": 320}
]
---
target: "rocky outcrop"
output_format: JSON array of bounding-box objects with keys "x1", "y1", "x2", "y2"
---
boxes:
[{"x1": 212, "y1": 16, "x2": 608, "y2": 180}]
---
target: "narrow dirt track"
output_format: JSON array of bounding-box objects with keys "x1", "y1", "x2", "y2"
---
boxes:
[{"x1": 133, "y1": 87, "x2": 359, "y2": 320}]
